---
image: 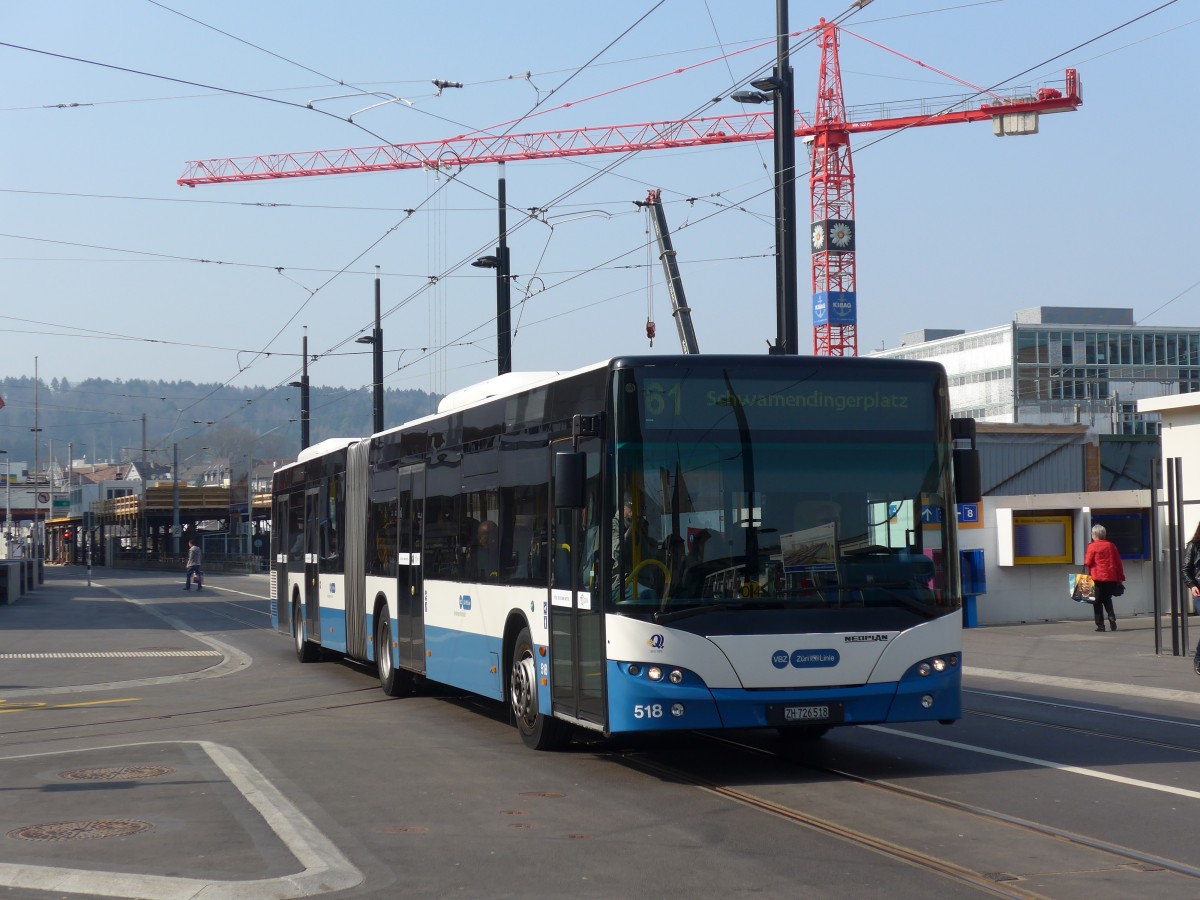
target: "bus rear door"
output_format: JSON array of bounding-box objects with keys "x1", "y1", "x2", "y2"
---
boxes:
[
  {"x1": 302, "y1": 485, "x2": 320, "y2": 643},
  {"x1": 396, "y1": 463, "x2": 426, "y2": 675}
]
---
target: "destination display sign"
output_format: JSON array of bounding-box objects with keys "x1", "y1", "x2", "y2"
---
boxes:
[{"x1": 633, "y1": 373, "x2": 936, "y2": 433}]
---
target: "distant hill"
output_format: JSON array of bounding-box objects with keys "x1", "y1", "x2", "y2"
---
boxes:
[{"x1": 0, "y1": 375, "x2": 439, "y2": 472}]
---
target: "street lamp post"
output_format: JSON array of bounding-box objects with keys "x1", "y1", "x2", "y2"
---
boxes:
[
  {"x1": 730, "y1": 0, "x2": 799, "y2": 355},
  {"x1": 288, "y1": 328, "x2": 311, "y2": 450},
  {"x1": 354, "y1": 270, "x2": 385, "y2": 434},
  {"x1": 472, "y1": 162, "x2": 513, "y2": 376}
]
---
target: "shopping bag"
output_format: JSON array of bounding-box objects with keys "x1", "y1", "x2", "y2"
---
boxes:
[{"x1": 1070, "y1": 573, "x2": 1095, "y2": 603}]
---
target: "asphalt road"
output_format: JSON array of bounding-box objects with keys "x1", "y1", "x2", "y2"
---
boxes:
[{"x1": 2, "y1": 568, "x2": 1200, "y2": 899}]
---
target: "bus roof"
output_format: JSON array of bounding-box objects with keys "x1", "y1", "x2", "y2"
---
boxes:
[{"x1": 277, "y1": 436, "x2": 360, "y2": 472}]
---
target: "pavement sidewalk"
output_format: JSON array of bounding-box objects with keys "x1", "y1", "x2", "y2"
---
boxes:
[{"x1": 964, "y1": 612, "x2": 1200, "y2": 706}]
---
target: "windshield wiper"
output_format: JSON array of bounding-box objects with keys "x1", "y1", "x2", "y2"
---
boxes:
[{"x1": 654, "y1": 603, "x2": 742, "y2": 623}]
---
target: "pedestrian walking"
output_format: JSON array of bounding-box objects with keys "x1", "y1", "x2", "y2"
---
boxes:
[
  {"x1": 1085, "y1": 524, "x2": 1125, "y2": 632},
  {"x1": 1182, "y1": 520, "x2": 1200, "y2": 674},
  {"x1": 184, "y1": 538, "x2": 203, "y2": 591}
]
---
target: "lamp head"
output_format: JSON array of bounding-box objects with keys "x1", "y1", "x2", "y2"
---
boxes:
[
  {"x1": 730, "y1": 90, "x2": 770, "y2": 105},
  {"x1": 471, "y1": 255, "x2": 499, "y2": 269}
]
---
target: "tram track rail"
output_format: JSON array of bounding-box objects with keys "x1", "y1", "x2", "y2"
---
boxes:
[
  {"x1": 615, "y1": 728, "x2": 1200, "y2": 897},
  {"x1": 617, "y1": 745, "x2": 1051, "y2": 900}
]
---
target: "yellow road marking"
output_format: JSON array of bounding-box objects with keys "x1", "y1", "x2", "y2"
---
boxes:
[{"x1": 0, "y1": 697, "x2": 139, "y2": 714}]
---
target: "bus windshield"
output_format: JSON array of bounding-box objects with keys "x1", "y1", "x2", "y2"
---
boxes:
[{"x1": 607, "y1": 364, "x2": 959, "y2": 622}]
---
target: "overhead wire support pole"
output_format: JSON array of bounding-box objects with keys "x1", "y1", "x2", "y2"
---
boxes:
[
  {"x1": 777, "y1": 0, "x2": 799, "y2": 355},
  {"x1": 497, "y1": 164, "x2": 512, "y2": 376},
  {"x1": 289, "y1": 328, "x2": 311, "y2": 450},
  {"x1": 373, "y1": 267, "x2": 384, "y2": 433}
]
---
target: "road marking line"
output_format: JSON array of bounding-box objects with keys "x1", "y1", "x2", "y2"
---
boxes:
[
  {"x1": 869, "y1": 725, "x2": 1200, "y2": 800},
  {"x1": 0, "y1": 650, "x2": 222, "y2": 659},
  {"x1": 0, "y1": 698, "x2": 138, "y2": 714},
  {"x1": 0, "y1": 586, "x2": 251, "y2": 700},
  {"x1": 0, "y1": 740, "x2": 362, "y2": 897}
]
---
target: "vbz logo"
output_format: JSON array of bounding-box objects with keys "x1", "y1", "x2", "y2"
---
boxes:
[{"x1": 771, "y1": 650, "x2": 790, "y2": 669}]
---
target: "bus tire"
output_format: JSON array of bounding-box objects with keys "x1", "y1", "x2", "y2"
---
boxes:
[
  {"x1": 509, "y1": 626, "x2": 570, "y2": 751},
  {"x1": 375, "y1": 606, "x2": 412, "y2": 696},
  {"x1": 292, "y1": 596, "x2": 319, "y2": 663}
]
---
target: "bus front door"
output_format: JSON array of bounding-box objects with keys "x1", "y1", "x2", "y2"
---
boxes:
[
  {"x1": 549, "y1": 438, "x2": 606, "y2": 731},
  {"x1": 273, "y1": 494, "x2": 290, "y2": 635},
  {"x1": 396, "y1": 464, "x2": 426, "y2": 675}
]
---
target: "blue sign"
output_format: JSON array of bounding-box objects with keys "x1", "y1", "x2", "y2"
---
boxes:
[
  {"x1": 790, "y1": 649, "x2": 840, "y2": 668},
  {"x1": 957, "y1": 503, "x2": 981, "y2": 525},
  {"x1": 921, "y1": 505, "x2": 943, "y2": 524},
  {"x1": 812, "y1": 291, "x2": 857, "y2": 326}
]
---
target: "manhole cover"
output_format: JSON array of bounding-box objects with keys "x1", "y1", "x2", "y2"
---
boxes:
[
  {"x1": 8, "y1": 820, "x2": 154, "y2": 841},
  {"x1": 61, "y1": 766, "x2": 174, "y2": 781}
]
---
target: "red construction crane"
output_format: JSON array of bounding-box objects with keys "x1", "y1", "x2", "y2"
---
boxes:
[{"x1": 179, "y1": 23, "x2": 1080, "y2": 357}]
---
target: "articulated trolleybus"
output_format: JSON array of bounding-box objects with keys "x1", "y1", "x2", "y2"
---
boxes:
[{"x1": 271, "y1": 355, "x2": 980, "y2": 750}]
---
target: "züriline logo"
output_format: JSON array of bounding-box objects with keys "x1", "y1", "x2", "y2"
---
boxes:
[
  {"x1": 771, "y1": 650, "x2": 790, "y2": 669},
  {"x1": 648, "y1": 634, "x2": 665, "y2": 650},
  {"x1": 458, "y1": 595, "x2": 472, "y2": 611},
  {"x1": 791, "y1": 649, "x2": 840, "y2": 668}
]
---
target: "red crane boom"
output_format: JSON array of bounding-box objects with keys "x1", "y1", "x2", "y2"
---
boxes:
[
  {"x1": 179, "y1": 25, "x2": 1080, "y2": 358},
  {"x1": 178, "y1": 74, "x2": 1080, "y2": 187}
]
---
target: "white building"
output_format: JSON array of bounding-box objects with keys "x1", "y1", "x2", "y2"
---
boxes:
[{"x1": 874, "y1": 306, "x2": 1200, "y2": 435}]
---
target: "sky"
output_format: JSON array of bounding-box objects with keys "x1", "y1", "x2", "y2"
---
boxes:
[{"x1": 3, "y1": 0, "x2": 1198, "y2": 423}]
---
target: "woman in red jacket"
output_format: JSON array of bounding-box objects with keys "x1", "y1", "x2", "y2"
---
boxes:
[{"x1": 1085, "y1": 524, "x2": 1125, "y2": 632}]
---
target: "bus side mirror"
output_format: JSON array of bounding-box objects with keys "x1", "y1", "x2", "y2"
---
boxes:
[
  {"x1": 953, "y1": 448, "x2": 981, "y2": 504},
  {"x1": 554, "y1": 452, "x2": 586, "y2": 509},
  {"x1": 950, "y1": 417, "x2": 981, "y2": 504}
]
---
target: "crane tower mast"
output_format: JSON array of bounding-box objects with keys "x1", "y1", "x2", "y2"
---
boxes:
[{"x1": 811, "y1": 20, "x2": 857, "y2": 356}]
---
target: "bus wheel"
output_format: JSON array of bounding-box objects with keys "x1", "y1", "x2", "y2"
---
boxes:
[
  {"x1": 509, "y1": 627, "x2": 569, "y2": 751},
  {"x1": 375, "y1": 607, "x2": 412, "y2": 696},
  {"x1": 292, "y1": 598, "x2": 319, "y2": 663}
]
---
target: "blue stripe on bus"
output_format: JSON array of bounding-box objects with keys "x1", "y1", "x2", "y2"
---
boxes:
[
  {"x1": 318, "y1": 607, "x2": 348, "y2": 654},
  {"x1": 425, "y1": 625, "x2": 504, "y2": 701},
  {"x1": 604, "y1": 658, "x2": 962, "y2": 733}
]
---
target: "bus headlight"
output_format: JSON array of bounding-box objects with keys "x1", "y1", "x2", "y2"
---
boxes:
[
  {"x1": 921, "y1": 694, "x2": 934, "y2": 709},
  {"x1": 931, "y1": 657, "x2": 947, "y2": 673},
  {"x1": 917, "y1": 662, "x2": 932, "y2": 677},
  {"x1": 670, "y1": 703, "x2": 685, "y2": 717},
  {"x1": 627, "y1": 664, "x2": 642, "y2": 677},
  {"x1": 668, "y1": 669, "x2": 684, "y2": 684},
  {"x1": 647, "y1": 666, "x2": 664, "y2": 681}
]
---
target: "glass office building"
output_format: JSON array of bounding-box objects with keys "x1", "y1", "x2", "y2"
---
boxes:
[{"x1": 873, "y1": 307, "x2": 1200, "y2": 435}]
